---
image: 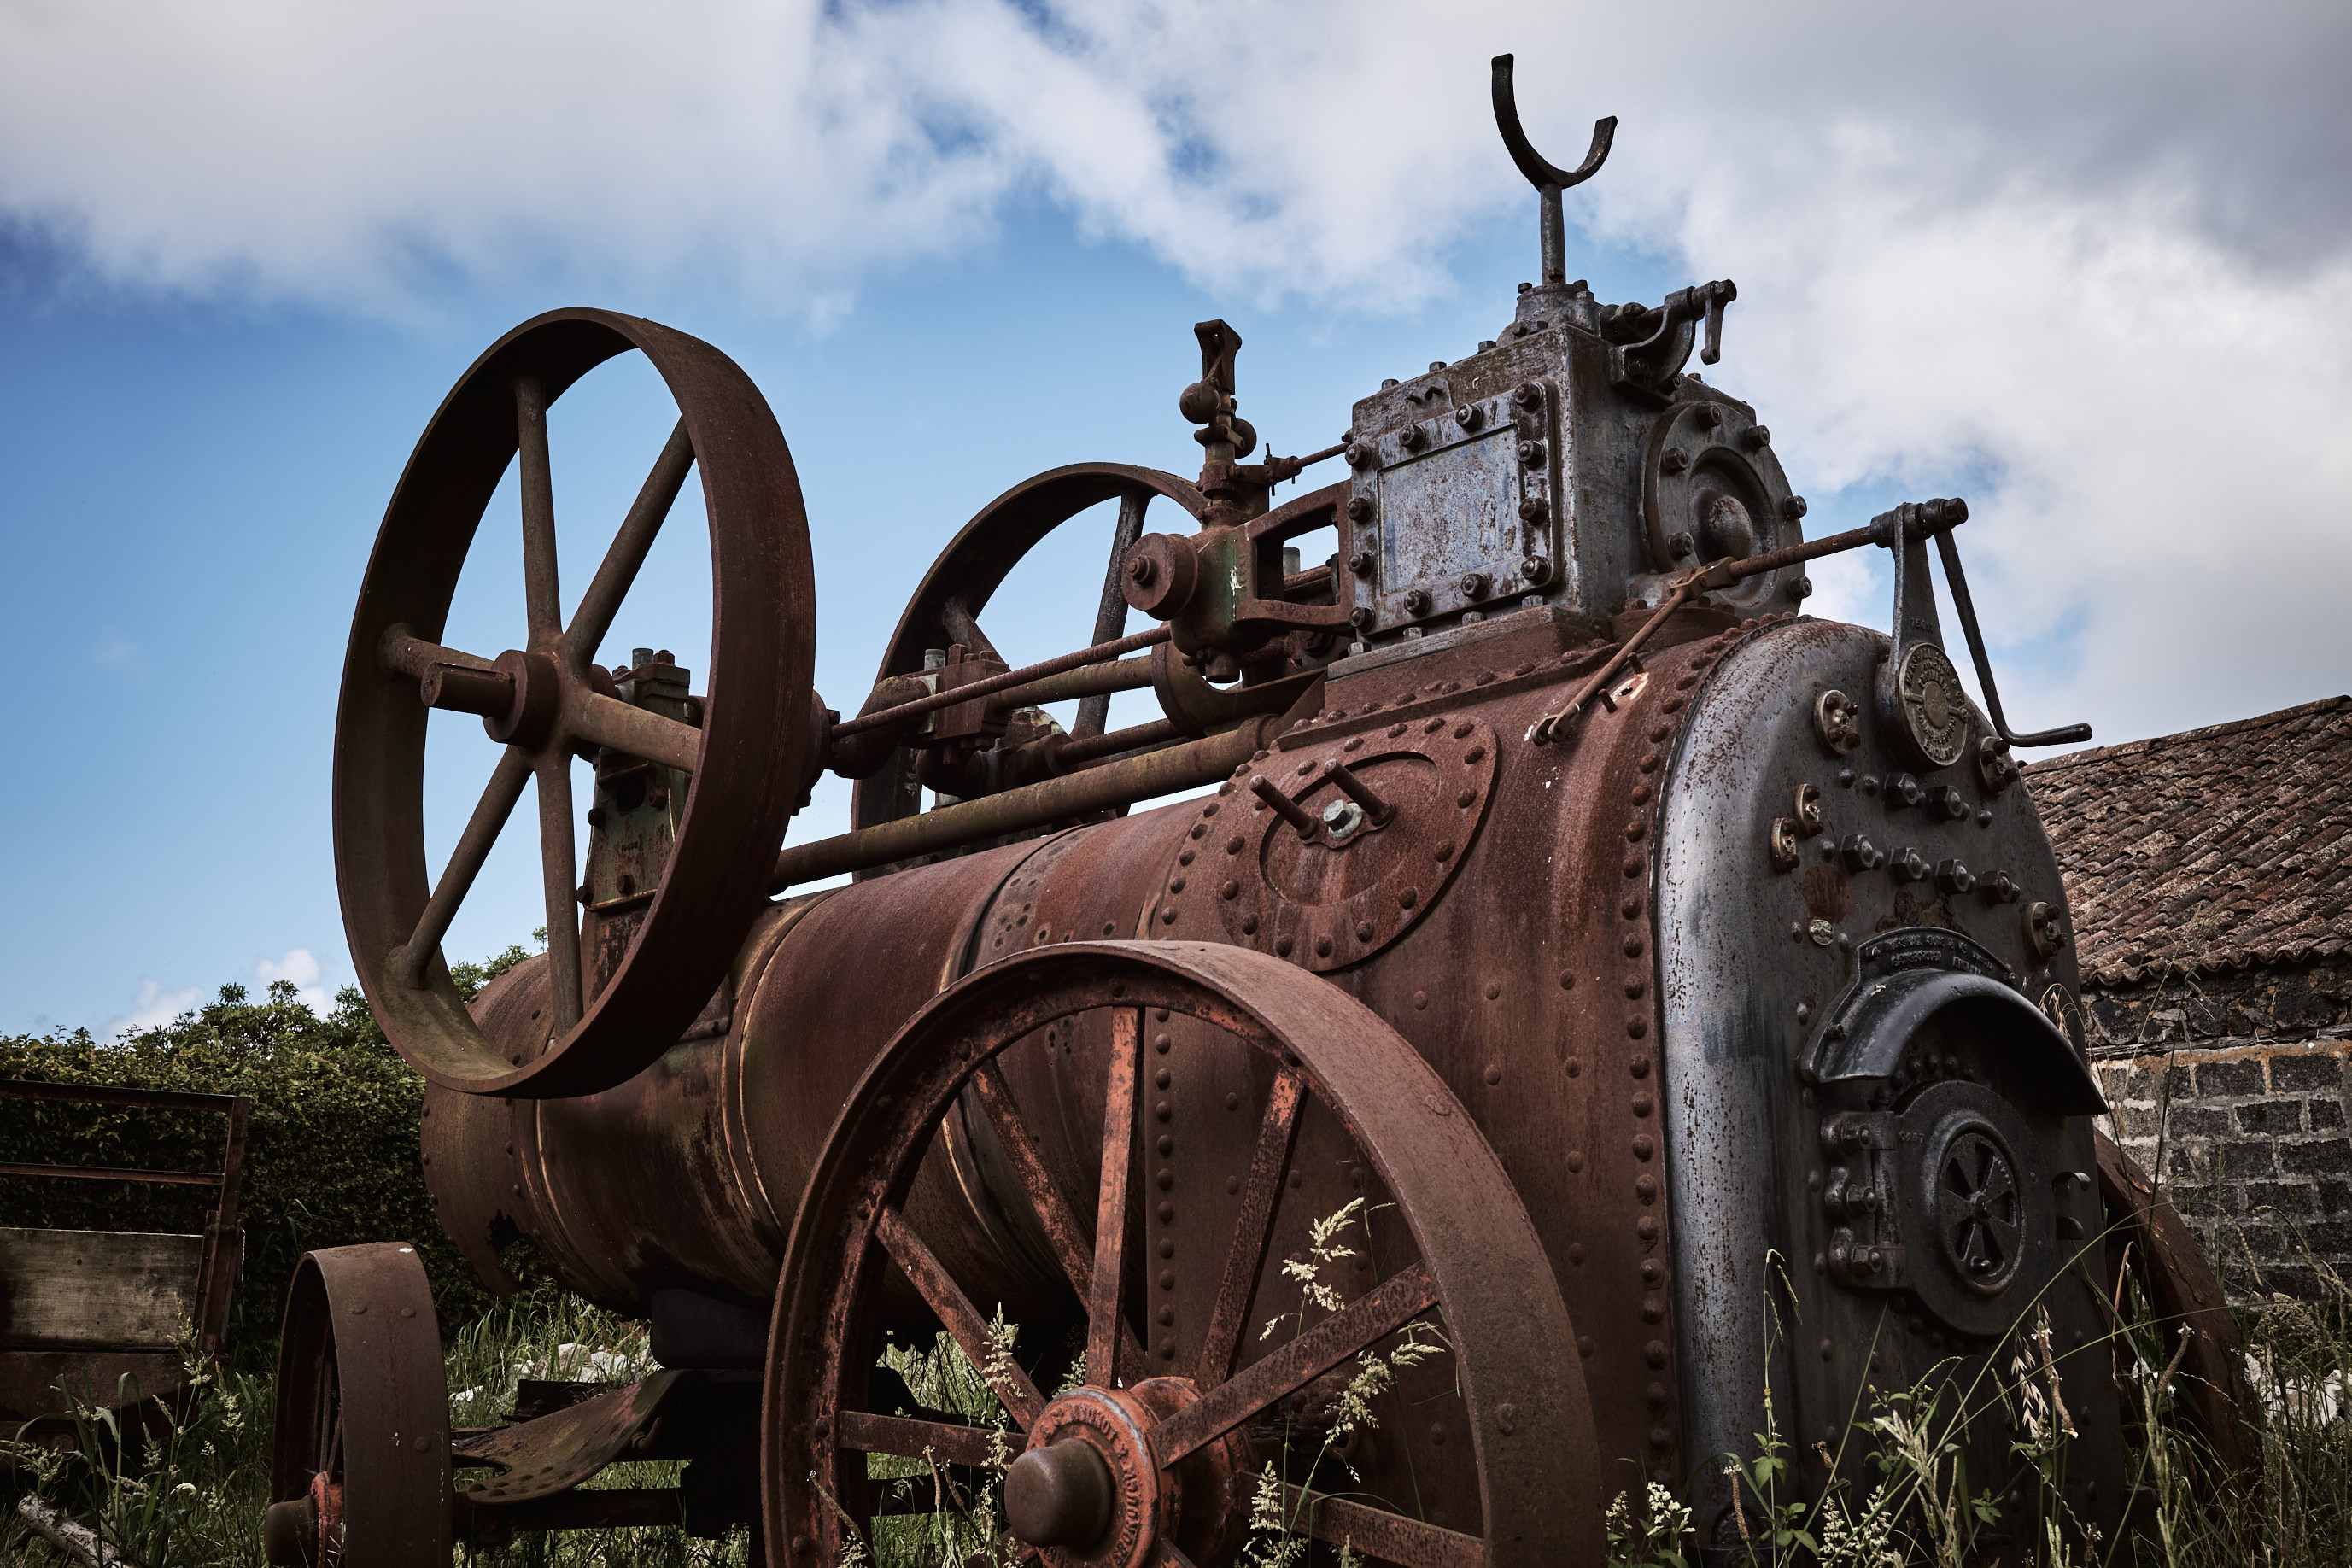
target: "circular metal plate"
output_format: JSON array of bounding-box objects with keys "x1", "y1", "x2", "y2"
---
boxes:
[
  {"x1": 1894, "y1": 641, "x2": 1969, "y2": 769},
  {"x1": 1641, "y1": 400, "x2": 1797, "y2": 606}
]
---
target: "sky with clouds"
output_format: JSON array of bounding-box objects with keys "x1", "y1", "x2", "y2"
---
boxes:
[{"x1": 2, "y1": 0, "x2": 2346, "y2": 1037}]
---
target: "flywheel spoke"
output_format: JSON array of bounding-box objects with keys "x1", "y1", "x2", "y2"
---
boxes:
[
  {"x1": 535, "y1": 753, "x2": 583, "y2": 1032},
  {"x1": 1087, "y1": 1007, "x2": 1142, "y2": 1383},
  {"x1": 1151, "y1": 1261, "x2": 1437, "y2": 1465},
  {"x1": 568, "y1": 418, "x2": 693, "y2": 662},
  {"x1": 1195, "y1": 1066, "x2": 1305, "y2": 1387},
  {"x1": 968, "y1": 1061, "x2": 1144, "y2": 1381},
  {"x1": 1074, "y1": 489, "x2": 1149, "y2": 740},
  {"x1": 874, "y1": 1207, "x2": 1044, "y2": 1431},
  {"x1": 515, "y1": 376, "x2": 562, "y2": 650},
  {"x1": 398, "y1": 746, "x2": 532, "y2": 987}
]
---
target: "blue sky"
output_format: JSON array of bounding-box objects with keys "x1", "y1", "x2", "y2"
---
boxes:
[{"x1": 3, "y1": 0, "x2": 2347, "y2": 1037}]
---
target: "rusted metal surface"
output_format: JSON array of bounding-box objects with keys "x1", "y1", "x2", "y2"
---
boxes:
[
  {"x1": 264, "y1": 1243, "x2": 450, "y2": 1567},
  {"x1": 450, "y1": 1372, "x2": 682, "y2": 1505},
  {"x1": 2096, "y1": 1132, "x2": 2256, "y2": 1477},
  {"x1": 831, "y1": 627, "x2": 1170, "y2": 741},
  {"x1": 765, "y1": 942, "x2": 1599, "y2": 1567},
  {"x1": 336, "y1": 308, "x2": 816, "y2": 1100}
]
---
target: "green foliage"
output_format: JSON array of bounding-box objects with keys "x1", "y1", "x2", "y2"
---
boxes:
[{"x1": 0, "y1": 948, "x2": 534, "y2": 1362}]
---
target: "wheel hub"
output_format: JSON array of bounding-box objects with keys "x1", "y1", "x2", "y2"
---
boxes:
[{"x1": 1014, "y1": 1386, "x2": 1169, "y2": 1567}]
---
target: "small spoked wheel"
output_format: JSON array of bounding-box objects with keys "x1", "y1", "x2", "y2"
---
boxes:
[
  {"x1": 336, "y1": 308, "x2": 816, "y2": 1097},
  {"x1": 263, "y1": 1244, "x2": 451, "y2": 1567},
  {"x1": 765, "y1": 941, "x2": 1598, "y2": 1566}
]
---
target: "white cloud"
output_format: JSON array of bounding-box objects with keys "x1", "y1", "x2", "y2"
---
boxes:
[
  {"x1": 255, "y1": 948, "x2": 330, "y2": 1012},
  {"x1": 103, "y1": 979, "x2": 200, "y2": 1041}
]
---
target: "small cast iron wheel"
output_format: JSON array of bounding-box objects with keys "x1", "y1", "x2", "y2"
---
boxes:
[
  {"x1": 2095, "y1": 1132, "x2": 2258, "y2": 1478},
  {"x1": 336, "y1": 308, "x2": 815, "y2": 1097},
  {"x1": 264, "y1": 1243, "x2": 451, "y2": 1566},
  {"x1": 766, "y1": 940, "x2": 1599, "y2": 1567},
  {"x1": 848, "y1": 464, "x2": 1204, "y2": 837}
]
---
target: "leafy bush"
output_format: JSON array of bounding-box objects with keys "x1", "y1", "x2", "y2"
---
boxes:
[{"x1": 0, "y1": 952, "x2": 529, "y2": 1360}]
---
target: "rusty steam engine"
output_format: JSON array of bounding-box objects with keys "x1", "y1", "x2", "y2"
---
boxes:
[{"x1": 268, "y1": 56, "x2": 2249, "y2": 1568}]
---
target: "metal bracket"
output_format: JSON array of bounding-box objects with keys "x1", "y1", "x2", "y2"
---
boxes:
[{"x1": 1490, "y1": 54, "x2": 1614, "y2": 290}]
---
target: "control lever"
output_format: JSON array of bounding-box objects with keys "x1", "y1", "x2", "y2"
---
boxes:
[{"x1": 1612, "y1": 279, "x2": 1736, "y2": 391}]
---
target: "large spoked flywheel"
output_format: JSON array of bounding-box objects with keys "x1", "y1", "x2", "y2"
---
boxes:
[{"x1": 335, "y1": 308, "x2": 815, "y2": 1098}]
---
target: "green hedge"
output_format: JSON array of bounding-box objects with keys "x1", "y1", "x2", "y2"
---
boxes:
[{"x1": 0, "y1": 954, "x2": 529, "y2": 1365}]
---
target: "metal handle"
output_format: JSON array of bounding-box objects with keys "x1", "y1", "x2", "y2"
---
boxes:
[
  {"x1": 1490, "y1": 54, "x2": 1615, "y2": 289},
  {"x1": 1931, "y1": 529, "x2": 2093, "y2": 749}
]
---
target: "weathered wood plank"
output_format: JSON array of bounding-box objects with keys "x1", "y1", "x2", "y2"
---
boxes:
[{"x1": 0, "y1": 1228, "x2": 202, "y2": 1350}]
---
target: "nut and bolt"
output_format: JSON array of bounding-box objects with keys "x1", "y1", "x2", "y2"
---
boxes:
[
  {"x1": 1839, "y1": 834, "x2": 1883, "y2": 872},
  {"x1": 1695, "y1": 403, "x2": 1723, "y2": 428},
  {"x1": 1976, "y1": 734, "x2": 2020, "y2": 795},
  {"x1": 1346, "y1": 442, "x2": 1377, "y2": 468},
  {"x1": 1399, "y1": 424, "x2": 1429, "y2": 452},
  {"x1": 1346, "y1": 494, "x2": 1375, "y2": 522},
  {"x1": 1460, "y1": 571, "x2": 1489, "y2": 600},
  {"x1": 1891, "y1": 847, "x2": 1930, "y2": 883},
  {"x1": 1403, "y1": 588, "x2": 1431, "y2": 615},
  {"x1": 1668, "y1": 531, "x2": 1695, "y2": 559},
  {"x1": 1518, "y1": 439, "x2": 1547, "y2": 465},
  {"x1": 1349, "y1": 606, "x2": 1376, "y2": 631},
  {"x1": 1983, "y1": 870, "x2": 2022, "y2": 905},
  {"x1": 1512, "y1": 382, "x2": 1545, "y2": 409},
  {"x1": 1885, "y1": 773, "x2": 1924, "y2": 808},
  {"x1": 1787, "y1": 575, "x2": 1813, "y2": 600},
  {"x1": 1770, "y1": 817, "x2": 1802, "y2": 871},
  {"x1": 1782, "y1": 494, "x2": 1809, "y2": 520},
  {"x1": 1660, "y1": 446, "x2": 1689, "y2": 475},
  {"x1": 1926, "y1": 785, "x2": 1969, "y2": 821},
  {"x1": 1814, "y1": 689, "x2": 1863, "y2": 756},
  {"x1": 1347, "y1": 549, "x2": 1377, "y2": 576},
  {"x1": 1454, "y1": 404, "x2": 1483, "y2": 430},
  {"x1": 1519, "y1": 555, "x2": 1550, "y2": 584},
  {"x1": 1936, "y1": 859, "x2": 1976, "y2": 894},
  {"x1": 1793, "y1": 781, "x2": 1824, "y2": 834},
  {"x1": 2024, "y1": 901, "x2": 2069, "y2": 960},
  {"x1": 1743, "y1": 425, "x2": 1772, "y2": 451},
  {"x1": 1518, "y1": 496, "x2": 1550, "y2": 522}
]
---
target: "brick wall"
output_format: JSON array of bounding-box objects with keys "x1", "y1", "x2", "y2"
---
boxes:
[{"x1": 2086, "y1": 955, "x2": 2352, "y2": 1297}]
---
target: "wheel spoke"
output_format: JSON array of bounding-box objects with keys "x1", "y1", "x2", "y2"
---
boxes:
[
  {"x1": 1195, "y1": 1067, "x2": 1305, "y2": 1386},
  {"x1": 1088, "y1": 1008, "x2": 1142, "y2": 1384},
  {"x1": 535, "y1": 753, "x2": 583, "y2": 1033},
  {"x1": 1152, "y1": 1261, "x2": 1436, "y2": 1465},
  {"x1": 397, "y1": 747, "x2": 532, "y2": 987},
  {"x1": 515, "y1": 377, "x2": 562, "y2": 650},
  {"x1": 874, "y1": 1207, "x2": 1044, "y2": 1431},
  {"x1": 1280, "y1": 1482, "x2": 1486, "y2": 1568},
  {"x1": 940, "y1": 599, "x2": 1001, "y2": 665},
  {"x1": 967, "y1": 1062, "x2": 1144, "y2": 1381},
  {"x1": 567, "y1": 419, "x2": 693, "y2": 664},
  {"x1": 836, "y1": 1410, "x2": 1003, "y2": 1470},
  {"x1": 1074, "y1": 489, "x2": 1149, "y2": 740}
]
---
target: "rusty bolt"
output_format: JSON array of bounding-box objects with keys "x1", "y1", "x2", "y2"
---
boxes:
[
  {"x1": 1518, "y1": 440, "x2": 1547, "y2": 465},
  {"x1": 1743, "y1": 425, "x2": 1772, "y2": 450},
  {"x1": 1346, "y1": 442, "x2": 1377, "y2": 468},
  {"x1": 1349, "y1": 606, "x2": 1376, "y2": 631},
  {"x1": 1891, "y1": 847, "x2": 1929, "y2": 883},
  {"x1": 1455, "y1": 404, "x2": 1483, "y2": 430},
  {"x1": 1976, "y1": 734, "x2": 2020, "y2": 795},
  {"x1": 1793, "y1": 782, "x2": 1824, "y2": 834},
  {"x1": 1695, "y1": 403, "x2": 1723, "y2": 429},
  {"x1": 1782, "y1": 494, "x2": 1808, "y2": 519},
  {"x1": 1346, "y1": 494, "x2": 1375, "y2": 522},
  {"x1": 1788, "y1": 576, "x2": 1813, "y2": 600},
  {"x1": 2025, "y1": 901, "x2": 2068, "y2": 960},
  {"x1": 1668, "y1": 531, "x2": 1695, "y2": 559},
  {"x1": 1985, "y1": 870, "x2": 2023, "y2": 905},
  {"x1": 1519, "y1": 555, "x2": 1551, "y2": 585},
  {"x1": 1348, "y1": 548, "x2": 1376, "y2": 576},
  {"x1": 1926, "y1": 784, "x2": 1969, "y2": 821},
  {"x1": 1403, "y1": 588, "x2": 1431, "y2": 615},
  {"x1": 1127, "y1": 554, "x2": 1155, "y2": 586},
  {"x1": 1936, "y1": 859, "x2": 1975, "y2": 894},
  {"x1": 1885, "y1": 773, "x2": 1924, "y2": 808},
  {"x1": 1512, "y1": 382, "x2": 1545, "y2": 409},
  {"x1": 1770, "y1": 817, "x2": 1802, "y2": 871},
  {"x1": 1660, "y1": 446, "x2": 1689, "y2": 475},
  {"x1": 1518, "y1": 495, "x2": 1550, "y2": 522},
  {"x1": 1839, "y1": 834, "x2": 1883, "y2": 872},
  {"x1": 1460, "y1": 571, "x2": 1489, "y2": 600},
  {"x1": 1814, "y1": 689, "x2": 1862, "y2": 757},
  {"x1": 1399, "y1": 424, "x2": 1429, "y2": 452}
]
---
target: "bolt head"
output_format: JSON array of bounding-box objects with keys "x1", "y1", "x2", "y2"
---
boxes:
[
  {"x1": 1782, "y1": 494, "x2": 1809, "y2": 519},
  {"x1": 1347, "y1": 549, "x2": 1375, "y2": 576},
  {"x1": 1346, "y1": 442, "x2": 1376, "y2": 467},
  {"x1": 1345, "y1": 494, "x2": 1374, "y2": 522},
  {"x1": 1512, "y1": 381, "x2": 1544, "y2": 409},
  {"x1": 1743, "y1": 425, "x2": 1772, "y2": 451}
]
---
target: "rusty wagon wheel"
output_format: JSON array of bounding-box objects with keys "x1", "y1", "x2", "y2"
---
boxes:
[
  {"x1": 336, "y1": 307, "x2": 816, "y2": 1098},
  {"x1": 263, "y1": 1244, "x2": 451, "y2": 1567},
  {"x1": 765, "y1": 940, "x2": 1598, "y2": 1567},
  {"x1": 847, "y1": 464, "x2": 1204, "y2": 835}
]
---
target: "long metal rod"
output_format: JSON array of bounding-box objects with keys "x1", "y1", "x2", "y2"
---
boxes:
[
  {"x1": 831, "y1": 626, "x2": 1173, "y2": 741},
  {"x1": 772, "y1": 719, "x2": 1270, "y2": 891},
  {"x1": 986, "y1": 655, "x2": 1155, "y2": 713},
  {"x1": 1074, "y1": 490, "x2": 1150, "y2": 740},
  {"x1": 1933, "y1": 530, "x2": 2093, "y2": 748},
  {"x1": 0, "y1": 1161, "x2": 224, "y2": 1186}
]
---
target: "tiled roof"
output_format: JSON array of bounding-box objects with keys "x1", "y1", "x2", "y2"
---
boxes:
[{"x1": 2024, "y1": 695, "x2": 2352, "y2": 986}]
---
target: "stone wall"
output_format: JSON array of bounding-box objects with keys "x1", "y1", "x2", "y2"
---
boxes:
[{"x1": 2086, "y1": 955, "x2": 2352, "y2": 1297}]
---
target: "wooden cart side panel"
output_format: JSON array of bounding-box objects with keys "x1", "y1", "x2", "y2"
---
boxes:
[{"x1": 0, "y1": 1227, "x2": 203, "y2": 1350}]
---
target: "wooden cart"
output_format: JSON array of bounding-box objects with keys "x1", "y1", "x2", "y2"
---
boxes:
[{"x1": 0, "y1": 1079, "x2": 249, "y2": 1434}]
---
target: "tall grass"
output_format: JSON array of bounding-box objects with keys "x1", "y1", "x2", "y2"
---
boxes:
[{"x1": 9, "y1": 1244, "x2": 2352, "y2": 1566}]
